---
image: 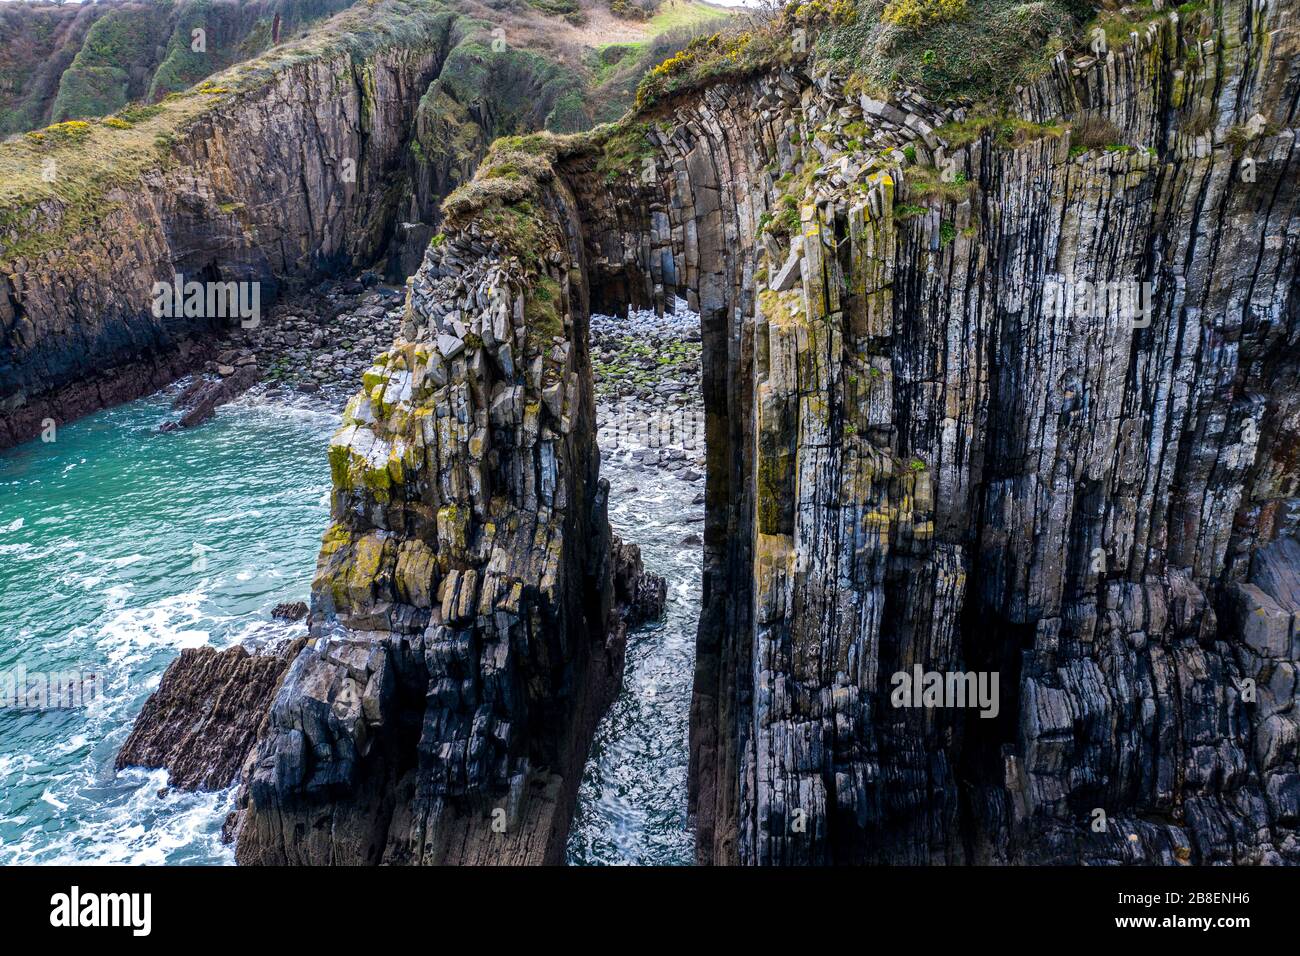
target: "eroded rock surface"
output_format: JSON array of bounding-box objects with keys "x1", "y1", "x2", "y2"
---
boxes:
[
  {"x1": 311, "y1": 0, "x2": 1295, "y2": 866},
  {"x1": 120, "y1": 0, "x2": 1298, "y2": 867},
  {"x1": 0, "y1": 2, "x2": 451, "y2": 449},
  {"x1": 598, "y1": 0, "x2": 1300, "y2": 865},
  {"x1": 228, "y1": 169, "x2": 666, "y2": 862},
  {"x1": 116, "y1": 639, "x2": 307, "y2": 791},
  {"x1": 0, "y1": 0, "x2": 665, "y2": 450}
]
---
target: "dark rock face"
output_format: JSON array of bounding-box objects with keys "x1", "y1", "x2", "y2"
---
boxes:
[
  {"x1": 0, "y1": 338, "x2": 214, "y2": 447},
  {"x1": 572, "y1": 0, "x2": 1298, "y2": 865},
  {"x1": 271, "y1": 601, "x2": 310, "y2": 622},
  {"x1": 119, "y1": 0, "x2": 1298, "y2": 867},
  {"x1": 115, "y1": 640, "x2": 306, "y2": 791},
  {"x1": 388, "y1": 0, "x2": 1296, "y2": 866},
  {"x1": 228, "y1": 177, "x2": 667, "y2": 863},
  {"x1": 611, "y1": 535, "x2": 667, "y2": 627}
]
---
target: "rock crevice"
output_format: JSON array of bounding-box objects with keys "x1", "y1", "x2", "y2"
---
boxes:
[
  {"x1": 119, "y1": 0, "x2": 1300, "y2": 866},
  {"x1": 387, "y1": 0, "x2": 1300, "y2": 865}
]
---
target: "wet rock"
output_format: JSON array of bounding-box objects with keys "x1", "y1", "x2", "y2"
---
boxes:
[
  {"x1": 230, "y1": 193, "x2": 634, "y2": 866},
  {"x1": 116, "y1": 639, "x2": 307, "y2": 791},
  {"x1": 611, "y1": 535, "x2": 667, "y2": 626},
  {"x1": 169, "y1": 364, "x2": 261, "y2": 429},
  {"x1": 271, "y1": 602, "x2": 309, "y2": 622}
]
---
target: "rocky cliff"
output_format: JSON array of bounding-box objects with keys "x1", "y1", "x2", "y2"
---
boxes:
[
  {"x1": 101, "y1": 0, "x2": 1300, "y2": 866},
  {"x1": 0, "y1": 0, "x2": 462, "y2": 448},
  {"x1": 0, "y1": 0, "x2": 722, "y2": 449},
  {"x1": 246, "y1": 0, "x2": 1299, "y2": 865},
  {"x1": 224, "y1": 132, "x2": 666, "y2": 860},
  {"x1": 0, "y1": 0, "x2": 357, "y2": 134},
  {"x1": 654, "y1": 0, "x2": 1300, "y2": 865}
]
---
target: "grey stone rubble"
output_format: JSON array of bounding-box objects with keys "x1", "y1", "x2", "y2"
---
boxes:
[
  {"x1": 224, "y1": 277, "x2": 406, "y2": 404},
  {"x1": 591, "y1": 301, "x2": 706, "y2": 486},
  {"x1": 159, "y1": 276, "x2": 410, "y2": 429}
]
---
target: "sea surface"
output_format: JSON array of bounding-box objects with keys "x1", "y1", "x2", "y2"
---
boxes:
[
  {"x1": 565, "y1": 454, "x2": 702, "y2": 865},
  {"x1": 0, "y1": 390, "x2": 335, "y2": 864}
]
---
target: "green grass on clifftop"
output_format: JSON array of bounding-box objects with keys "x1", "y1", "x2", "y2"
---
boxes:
[
  {"x1": 628, "y1": 0, "x2": 1096, "y2": 110},
  {"x1": 632, "y1": 1, "x2": 853, "y2": 110},
  {"x1": 814, "y1": 0, "x2": 1097, "y2": 100},
  {"x1": 441, "y1": 0, "x2": 1187, "y2": 265},
  {"x1": 0, "y1": 0, "x2": 454, "y2": 262}
]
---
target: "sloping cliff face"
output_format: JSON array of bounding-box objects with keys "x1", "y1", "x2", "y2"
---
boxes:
[
  {"x1": 0, "y1": 0, "x2": 715, "y2": 449},
  {"x1": 0, "y1": 0, "x2": 357, "y2": 134},
  {"x1": 0, "y1": 0, "x2": 459, "y2": 448},
  {"x1": 266, "y1": 0, "x2": 1300, "y2": 865}
]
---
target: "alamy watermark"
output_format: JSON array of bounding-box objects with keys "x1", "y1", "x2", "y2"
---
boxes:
[
  {"x1": 1043, "y1": 274, "x2": 1154, "y2": 328},
  {"x1": 50, "y1": 886, "x2": 151, "y2": 936},
  {"x1": 151, "y1": 273, "x2": 260, "y2": 328},
  {"x1": 0, "y1": 664, "x2": 104, "y2": 711},
  {"x1": 890, "y1": 665, "x2": 1000, "y2": 719}
]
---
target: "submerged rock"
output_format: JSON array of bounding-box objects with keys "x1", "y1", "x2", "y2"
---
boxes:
[
  {"x1": 271, "y1": 602, "x2": 309, "y2": 622},
  {"x1": 166, "y1": 364, "x2": 261, "y2": 430}
]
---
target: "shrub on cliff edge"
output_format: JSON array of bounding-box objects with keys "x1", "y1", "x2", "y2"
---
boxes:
[{"x1": 817, "y1": 0, "x2": 1094, "y2": 100}]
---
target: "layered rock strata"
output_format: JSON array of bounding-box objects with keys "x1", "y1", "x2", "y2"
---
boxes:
[
  {"x1": 0, "y1": 0, "x2": 702, "y2": 450},
  {"x1": 116, "y1": 639, "x2": 307, "y2": 791},
  {"x1": 118, "y1": 0, "x2": 1299, "y2": 866},
  {"x1": 625, "y1": 0, "x2": 1299, "y2": 864},
  {"x1": 0, "y1": 1, "x2": 456, "y2": 448}
]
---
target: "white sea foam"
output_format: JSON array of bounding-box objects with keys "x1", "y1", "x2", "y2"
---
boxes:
[{"x1": 3, "y1": 769, "x2": 236, "y2": 866}]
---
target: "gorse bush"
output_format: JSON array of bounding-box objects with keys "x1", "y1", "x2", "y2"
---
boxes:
[
  {"x1": 635, "y1": 31, "x2": 768, "y2": 109},
  {"x1": 881, "y1": 0, "x2": 968, "y2": 31},
  {"x1": 25, "y1": 119, "x2": 92, "y2": 148}
]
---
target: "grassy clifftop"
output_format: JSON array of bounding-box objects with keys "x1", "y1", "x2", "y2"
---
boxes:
[
  {"x1": 0, "y1": 0, "x2": 736, "y2": 262},
  {"x1": 0, "y1": 0, "x2": 358, "y2": 135},
  {"x1": 0, "y1": 0, "x2": 458, "y2": 260},
  {"x1": 437, "y1": 0, "x2": 1220, "y2": 256},
  {"x1": 626, "y1": 0, "x2": 1223, "y2": 113},
  {"x1": 629, "y1": 0, "x2": 1103, "y2": 110}
]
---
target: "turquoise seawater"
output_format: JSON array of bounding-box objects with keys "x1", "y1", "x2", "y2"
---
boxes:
[{"x1": 0, "y1": 391, "x2": 336, "y2": 864}]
